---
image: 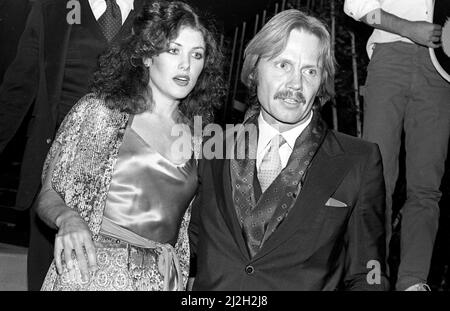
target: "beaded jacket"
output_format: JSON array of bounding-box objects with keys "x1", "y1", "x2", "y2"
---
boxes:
[{"x1": 40, "y1": 93, "x2": 192, "y2": 290}]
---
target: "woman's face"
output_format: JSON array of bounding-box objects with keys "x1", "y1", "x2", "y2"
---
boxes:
[{"x1": 146, "y1": 26, "x2": 206, "y2": 104}]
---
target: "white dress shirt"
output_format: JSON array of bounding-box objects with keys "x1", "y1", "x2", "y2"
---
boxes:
[
  {"x1": 89, "y1": 0, "x2": 134, "y2": 25},
  {"x1": 256, "y1": 112, "x2": 313, "y2": 172},
  {"x1": 344, "y1": 0, "x2": 434, "y2": 58}
]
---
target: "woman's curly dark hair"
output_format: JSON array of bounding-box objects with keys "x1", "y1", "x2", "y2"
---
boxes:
[{"x1": 90, "y1": 0, "x2": 225, "y2": 127}]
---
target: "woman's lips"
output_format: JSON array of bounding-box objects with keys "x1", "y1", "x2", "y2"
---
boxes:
[{"x1": 173, "y1": 75, "x2": 190, "y2": 86}]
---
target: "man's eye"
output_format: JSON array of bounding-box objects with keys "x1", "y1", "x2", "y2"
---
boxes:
[
  {"x1": 192, "y1": 52, "x2": 204, "y2": 60},
  {"x1": 276, "y1": 62, "x2": 291, "y2": 70},
  {"x1": 168, "y1": 48, "x2": 179, "y2": 54},
  {"x1": 304, "y1": 68, "x2": 318, "y2": 76}
]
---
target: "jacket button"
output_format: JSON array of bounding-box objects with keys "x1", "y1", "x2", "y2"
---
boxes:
[{"x1": 245, "y1": 265, "x2": 254, "y2": 275}]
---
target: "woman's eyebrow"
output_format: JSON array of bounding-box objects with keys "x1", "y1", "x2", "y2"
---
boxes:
[{"x1": 170, "y1": 41, "x2": 205, "y2": 50}]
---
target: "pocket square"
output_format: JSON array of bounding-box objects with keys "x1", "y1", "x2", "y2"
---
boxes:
[{"x1": 325, "y1": 197, "x2": 347, "y2": 207}]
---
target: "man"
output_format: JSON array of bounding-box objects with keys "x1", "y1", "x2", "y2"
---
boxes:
[
  {"x1": 0, "y1": 0, "x2": 143, "y2": 290},
  {"x1": 189, "y1": 9, "x2": 389, "y2": 290},
  {"x1": 0, "y1": 0, "x2": 31, "y2": 84},
  {"x1": 344, "y1": 0, "x2": 450, "y2": 291}
]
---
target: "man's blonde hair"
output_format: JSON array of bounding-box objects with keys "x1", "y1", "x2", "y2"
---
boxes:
[{"x1": 241, "y1": 9, "x2": 336, "y2": 105}]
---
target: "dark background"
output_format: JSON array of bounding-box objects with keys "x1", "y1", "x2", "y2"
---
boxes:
[{"x1": 0, "y1": 0, "x2": 449, "y2": 290}]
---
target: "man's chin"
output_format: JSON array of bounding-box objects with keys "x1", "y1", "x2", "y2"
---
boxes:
[
  {"x1": 261, "y1": 107, "x2": 311, "y2": 127},
  {"x1": 275, "y1": 112, "x2": 310, "y2": 125}
]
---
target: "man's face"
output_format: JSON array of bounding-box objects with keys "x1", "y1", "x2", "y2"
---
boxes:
[{"x1": 256, "y1": 28, "x2": 322, "y2": 132}]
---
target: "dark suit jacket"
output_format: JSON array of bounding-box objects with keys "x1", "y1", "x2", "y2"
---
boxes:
[
  {"x1": 0, "y1": 0, "x2": 31, "y2": 84},
  {"x1": 0, "y1": 0, "x2": 143, "y2": 210},
  {"x1": 0, "y1": 0, "x2": 144, "y2": 290},
  {"x1": 189, "y1": 128, "x2": 390, "y2": 290}
]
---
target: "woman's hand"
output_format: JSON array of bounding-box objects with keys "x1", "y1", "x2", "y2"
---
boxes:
[{"x1": 54, "y1": 210, "x2": 97, "y2": 283}]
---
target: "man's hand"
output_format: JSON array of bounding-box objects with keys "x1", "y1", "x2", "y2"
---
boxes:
[
  {"x1": 54, "y1": 210, "x2": 97, "y2": 283},
  {"x1": 361, "y1": 9, "x2": 442, "y2": 49},
  {"x1": 404, "y1": 21, "x2": 442, "y2": 48}
]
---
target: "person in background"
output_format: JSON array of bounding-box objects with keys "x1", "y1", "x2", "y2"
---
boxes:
[
  {"x1": 0, "y1": 0, "x2": 31, "y2": 84},
  {"x1": 344, "y1": 0, "x2": 450, "y2": 291},
  {"x1": 0, "y1": 0, "x2": 143, "y2": 290}
]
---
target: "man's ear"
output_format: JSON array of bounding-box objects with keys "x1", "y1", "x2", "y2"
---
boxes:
[
  {"x1": 249, "y1": 68, "x2": 258, "y2": 85},
  {"x1": 249, "y1": 71, "x2": 255, "y2": 80},
  {"x1": 242, "y1": 55, "x2": 259, "y2": 87}
]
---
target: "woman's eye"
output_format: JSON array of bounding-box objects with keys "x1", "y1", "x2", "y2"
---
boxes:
[
  {"x1": 192, "y1": 52, "x2": 204, "y2": 60},
  {"x1": 168, "y1": 48, "x2": 179, "y2": 55}
]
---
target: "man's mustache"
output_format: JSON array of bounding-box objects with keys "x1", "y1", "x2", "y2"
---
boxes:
[{"x1": 273, "y1": 90, "x2": 306, "y2": 103}]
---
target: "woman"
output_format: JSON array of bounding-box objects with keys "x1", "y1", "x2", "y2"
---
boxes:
[{"x1": 37, "y1": 0, "x2": 224, "y2": 291}]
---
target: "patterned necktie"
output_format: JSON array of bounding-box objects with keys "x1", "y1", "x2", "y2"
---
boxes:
[
  {"x1": 258, "y1": 134, "x2": 286, "y2": 192},
  {"x1": 98, "y1": 0, "x2": 122, "y2": 42}
]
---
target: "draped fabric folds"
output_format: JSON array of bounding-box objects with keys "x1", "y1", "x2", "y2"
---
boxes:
[{"x1": 40, "y1": 94, "x2": 192, "y2": 291}]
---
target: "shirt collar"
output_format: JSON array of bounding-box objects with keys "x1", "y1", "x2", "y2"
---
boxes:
[
  {"x1": 89, "y1": 0, "x2": 134, "y2": 11},
  {"x1": 119, "y1": 0, "x2": 134, "y2": 12},
  {"x1": 257, "y1": 111, "x2": 313, "y2": 150}
]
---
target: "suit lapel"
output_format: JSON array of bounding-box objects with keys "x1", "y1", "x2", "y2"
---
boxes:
[
  {"x1": 132, "y1": 0, "x2": 145, "y2": 14},
  {"x1": 253, "y1": 131, "x2": 353, "y2": 261},
  {"x1": 212, "y1": 158, "x2": 251, "y2": 260},
  {"x1": 43, "y1": 0, "x2": 72, "y2": 118},
  {"x1": 117, "y1": 0, "x2": 145, "y2": 38}
]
